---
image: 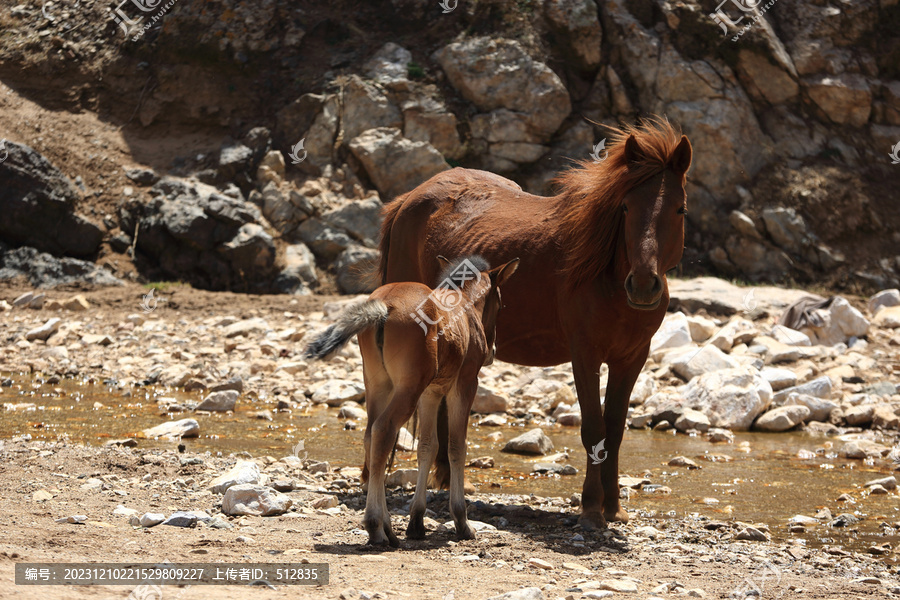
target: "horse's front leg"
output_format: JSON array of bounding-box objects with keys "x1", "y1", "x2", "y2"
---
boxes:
[
  {"x1": 601, "y1": 351, "x2": 648, "y2": 524},
  {"x1": 571, "y1": 353, "x2": 608, "y2": 530}
]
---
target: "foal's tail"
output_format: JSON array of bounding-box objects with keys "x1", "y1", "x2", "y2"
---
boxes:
[{"x1": 304, "y1": 300, "x2": 389, "y2": 359}]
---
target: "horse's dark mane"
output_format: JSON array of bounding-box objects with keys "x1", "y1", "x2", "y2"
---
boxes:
[
  {"x1": 554, "y1": 118, "x2": 685, "y2": 290},
  {"x1": 436, "y1": 255, "x2": 490, "y2": 288}
]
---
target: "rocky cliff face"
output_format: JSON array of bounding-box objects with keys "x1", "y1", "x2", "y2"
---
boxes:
[{"x1": 0, "y1": 0, "x2": 897, "y2": 292}]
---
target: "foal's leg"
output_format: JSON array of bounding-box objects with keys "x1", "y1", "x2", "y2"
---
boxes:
[
  {"x1": 572, "y1": 353, "x2": 609, "y2": 531},
  {"x1": 360, "y1": 329, "x2": 392, "y2": 489},
  {"x1": 601, "y1": 353, "x2": 647, "y2": 524},
  {"x1": 363, "y1": 384, "x2": 423, "y2": 547},
  {"x1": 407, "y1": 387, "x2": 443, "y2": 540},
  {"x1": 446, "y1": 381, "x2": 477, "y2": 540}
]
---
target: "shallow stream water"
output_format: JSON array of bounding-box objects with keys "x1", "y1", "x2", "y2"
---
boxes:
[{"x1": 2, "y1": 372, "x2": 899, "y2": 561}]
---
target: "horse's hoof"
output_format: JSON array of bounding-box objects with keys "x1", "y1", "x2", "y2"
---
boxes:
[
  {"x1": 604, "y1": 507, "x2": 630, "y2": 524},
  {"x1": 366, "y1": 535, "x2": 390, "y2": 547},
  {"x1": 577, "y1": 512, "x2": 608, "y2": 531},
  {"x1": 406, "y1": 521, "x2": 426, "y2": 540},
  {"x1": 456, "y1": 525, "x2": 476, "y2": 541}
]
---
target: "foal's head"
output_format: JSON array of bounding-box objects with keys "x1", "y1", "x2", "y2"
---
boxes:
[{"x1": 436, "y1": 255, "x2": 520, "y2": 365}]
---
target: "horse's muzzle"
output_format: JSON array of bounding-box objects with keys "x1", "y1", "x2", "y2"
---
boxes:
[{"x1": 624, "y1": 273, "x2": 663, "y2": 310}]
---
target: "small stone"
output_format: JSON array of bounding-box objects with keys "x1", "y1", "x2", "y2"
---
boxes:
[
  {"x1": 633, "y1": 526, "x2": 662, "y2": 539},
  {"x1": 271, "y1": 479, "x2": 295, "y2": 492},
  {"x1": 163, "y1": 511, "x2": 198, "y2": 528},
  {"x1": 113, "y1": 505, "x2": 138, "y2": 517},
  {"x1": 706, "y1": 428, "x2": 734, "y2": 443},
  {"x1": 222, "y1": 484, "x2": 293, "y2": 516},
  {"x1": 468, "y1": 456, "x2": 494, "y2": 469},
  {"x1": 338, "y1": 403, "x2": 367, "y2": 420},
  {"x1": 478, "y1": 414, "x2": 507, "y2": 427},
  {"x1": 25, "y1": 318, "x2": 61, "y2": 341},
  {"x1": 502, "y1": 429, "x2": 554, "y2": 455},
  {"x1": 142, "y1": 418, "x2": 199, "y2": 439},
  {"x1": 557, "y1": 412, "x2": 582, "y2": 427},
  {"x1": 686, "y1": 589, "x2": 707, "y2": 598},
  {"x1": 104, "y1": 438, "x2": 137, "y2": 447},
  {"x1": 33, "y1": 490, "x2": 53, "y2": 502},
  {"x1": 667, "y1": 456, "x2": 701, "y2": 469},
  {"x1": 208, "y1": 461, "x2": 261, "y2": 494},
  {"x1": 312, "y1": 495, "x2": 339, "y2": 509},
  {"x1": 139, "y1": 513, "x2": 166, "y2": 527},
  {"x1": 735, "y1": 526, "x2": 768, "y2": 541},
  {"x1": 865, "y1": 476, "x2": 897, "y2": 490},
  {"x1": 599, "y1": 579, "x2": 638, "y2": 593},
  {"x1": 868, "y1": 484, "x2": 889, "y2": 495},
  {"x1": 196, "y1": 390, "x2": 239, "y2": 412},
  {"x1": 385, "y1": 468, "x2": 418, "y2": 488},
  {"x1": 528, "y1": 558, "x2": 553, "y2": 570},
  {"x1": 753, "y1": 405, "x2": 810, "y2": 432},
  {"x1": 485, "y1": 587, "x2": 544, "y2": 600},
  {"x1": 673, "y1": 409, "x2": 710, "y2": 433},
  {"x1": 63, "y1": 295, "x2": 90, "y2": 311},
  {"x1": 56, "y1": 515, "x2": 87, "y2": 524}
]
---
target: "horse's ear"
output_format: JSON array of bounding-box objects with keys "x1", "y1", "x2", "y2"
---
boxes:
[
  {"x1": 623, "y1": 134, "x2": 644, "y2": 164},
  {"x1": 490, "y1": 258, "x2": 520, "y2": 287},
  {"x1": 671, "y1": 135, "x2": 692, "y2": 174},
  {"x1": 436, "y1": 255, "x2": 452, "y2": 268}
]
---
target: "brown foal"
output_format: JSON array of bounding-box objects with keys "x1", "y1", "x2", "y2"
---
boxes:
[{"x1": 306, "y1": 255, "x2": 519, "y2": 546}]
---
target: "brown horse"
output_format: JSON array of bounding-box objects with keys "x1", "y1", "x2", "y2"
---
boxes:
[
  {"x1": 377, "y1": 119, "x2": 692, "y2": 530},
  {"x1": 306, "y1": 255, "x2": 519, "y2": 545}
]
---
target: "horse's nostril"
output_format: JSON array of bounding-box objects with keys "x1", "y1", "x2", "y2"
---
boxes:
[{"x1": 624, "y1": 273, "x2": 634, "y2": 294}]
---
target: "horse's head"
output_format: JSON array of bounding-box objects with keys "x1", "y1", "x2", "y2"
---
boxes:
[{"x1": 621, "y1": 134, "x2": 692, "y2": 310}]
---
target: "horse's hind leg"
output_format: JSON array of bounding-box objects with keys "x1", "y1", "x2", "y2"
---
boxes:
[
  {"x1": 407, "y1": 387, "x2": 442, "y2": 540},
  {"x1": 446, "y1": 381, "x2": 477, "y2": 540},
  {"x1": 363, "y1": 384, "x2": 422, "y2": 547},
  {"x1": 360, "y1": 329, "x2": 391, "y2": 490}
]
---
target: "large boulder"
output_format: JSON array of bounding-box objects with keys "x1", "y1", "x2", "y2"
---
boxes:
[
  {"x1": 275, "y1": 243, "x2": 318, "y2": 295},
  {"x1": 0, "y1": 246, "x2": 123, "y2": 288},
  {"x1": 543, "y1": 0, "x2": 603, "y2": 71},
  {"x1": 348, "y1": 128, "x2": 448, "y2": 200},
  {"x1": 0, "y1": 142, "x2": 103, "y2": 257},
  {"x1": 334, "y1": 246, "x2": 379, "y2": 294},
  {"x1": 680, "y1": 367, "x2": 774, "y2": 431},
  {"x1": 433, "y1": 37, "x2": 570, "y2": 170},
  {"x1": 119, "y1": 177, "x2": 276, "y2": 292}
]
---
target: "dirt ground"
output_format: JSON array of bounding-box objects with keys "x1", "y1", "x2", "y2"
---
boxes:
[{"x1": 0, "y1": 280, "x2": 898, "y2": 600}]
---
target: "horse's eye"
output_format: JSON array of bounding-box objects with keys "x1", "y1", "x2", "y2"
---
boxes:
[
  {"x1": 677, "y1": 205, "x2": 687, "y2": 215},
  {"x1": 622, "y1": 205, "x2": 629, "y2": 214}
]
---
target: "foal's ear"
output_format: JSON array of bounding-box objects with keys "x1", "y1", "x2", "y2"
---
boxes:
[
  {"x1": 490, "y1": 258, "x2": 520, "y2": 287},
  {"x1": 623, "y1": 134, "x2": 644, "y2": 164},
  {"x1": 671, "y1": 135, "x2": 692, "y2": 174},
  {"x1": 436, "y1": 255, "x2": 452, "y2": 268}
]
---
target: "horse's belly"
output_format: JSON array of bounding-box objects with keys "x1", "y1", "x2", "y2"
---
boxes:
[{"x1": 494, "y1": 331, "x2": 570, "y2": 367}]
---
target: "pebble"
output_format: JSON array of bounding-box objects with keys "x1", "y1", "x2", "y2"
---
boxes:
[
  {"x1": 142, "y1": 418, "x2": 199, "y2": 439},
  {"x1": 598, "y1": 579, "x2": 637, "y2": 593},
  {"x1": 479, "y1": 414, "x2": 507, "y2": 427},
  {"x1": 502, "y1": 429, "x2": 554, "y2": 455},
  {"x1": 208, "y1": 461, "x2": 261, "y2": 494},
  {"x1": 112, "y1": 505, "x2": 138, "y2": 517},
  {"x1": 139, "y1": 513, "x2": 166, "y2": 527},
  {"x1": 864, "y1": 475, "x2": 897, "y2": 490},
  {"x1": 56, "y1": 515, "x2": 87, "y2": 524},
  {"x1": 196, "y1": 390, "x2": 239, "y2": 412},
  {"x1": 222, "y1": 484, "x2": 293, "y2": 516},
  {"x1": 162, "y1": 511, "x2": 198, "y2": 527},
  {"x1": 25, "y1": 318, "x2": 61, "y2": 341},
  {"x1": 735, "y1": 526, "x2": 768, "y2": 541},
  {"x1": 312, "y1": 495, "x2": 339, "y2": 509},
  {"x1": 667, "y1": 456, "x2": 700, "y2": 469},
  {"x1": 33, "y1": 490, "x2": 53, "y2": 501},
  {"x1": 468, "y1": 456, "x2": 494, "y2": 469},
  {"x1": 485, "y1": 588, "x2": 543, "y2": 600},
  {"x1": 527, "y1": 558, "x2": 553, "y2": 570}
]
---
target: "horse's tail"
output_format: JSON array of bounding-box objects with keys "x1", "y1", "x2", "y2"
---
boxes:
[
  {"x1": 377, "y1": 197, "x2": 405, "y2": 286},
  {"x1": 304, "y1": 300, "x2": 389, "y2": 360}
]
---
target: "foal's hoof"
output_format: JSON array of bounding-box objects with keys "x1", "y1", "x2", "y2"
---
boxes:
[
  {"x1": 577, "y1": 512, "x2": 608, "y2": 531},
  {"x1": 456, "y1": 525, "x2": 476, "y2": 541},
  {"x1": 406, "y1": 520, "x2": 426, "y2": 540}
]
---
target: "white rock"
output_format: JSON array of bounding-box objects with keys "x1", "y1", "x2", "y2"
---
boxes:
[
  {"x1": 209, "y1": 461, "x2": 261, "y2": 494},
  {"x1": 338, "y1": 403, "x2": 367, "y2": 420},
  {"x1": 681, "y1": 367, "x2": 773, "y2": 431},
  {"x1": 773, "y1": 376, "x2": 832, "y2": 404},
  {"x1": 385, "y1": 469, "x2": 418, "y2": 488},
  {"x1": 599, "y1": 579, "x2": 638, "y2": 593},
  {"x1": 674, "y1": 408, "x2": 710, "y2": 432},
  {"x1": 485, "y1": 587, "x2": 543, "y2": 600},
  {"x1": 222, "y1": 484, "x2": 292, "y2": 516},
  {"x1": 142, "y1": 419, "x2": 199, "y2": 439},
  {"x1": 113, "y1": 505, "x2": 138, "y2": 517},
  {"x1": 223, "y1": 317, "x2": 270, "y2": 338},
  {"x1": 753, "y1": 405, "x2": 810, "y2": 432},
  {"x1": 139, "y1": 513, "x2": 166, "y2": 527},
  {"x1": 873, "y1": 306, "x2": 900, "y2": 328},
  {"x1": 650, "y1": 312, "x2": 692, "y2": 353},
  {"x1": 670, "y1": 345, "x2": 739, "y2": 381},
  {"x1": 780, "y1": 392, "x2": 838, "y2": 422},
  {"x1": 502, "y1": 429, "x2": 554, "y2": 455},
  {"x1": 760, "y1": 366, "x2": 798, "y2": 391},
  {"x1": 629, "y1": 373, "x2": 656, "y2": 405},
  {"x1": 771, "y1": 325, "x2": 811, "y2": 346},
  {"x1": 472, "y1": 384, "x2": 509, "y2": 413},
  {"x1": 25, "y1": 318, "x2": 61, "y2": 341},
  {"x1": 311, "y1": 380, "x2": 365, "y2": 405},
  {"x1": 868, "y1": 289, "x2": 900, "y2": 315},
  {"x1": 686, "y1": 315, "x2": 717, "y2": 343},
  {"x1": 800, "y1": 297, "x2": 869, "y2": 346},
  {"x1": 196, "y1": 390, "x2": 239, "y2": 412}
]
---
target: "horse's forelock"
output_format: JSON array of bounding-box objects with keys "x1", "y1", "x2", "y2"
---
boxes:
[{"x1": 555, "y1": 118, "x2": 684, "y2": 290}]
